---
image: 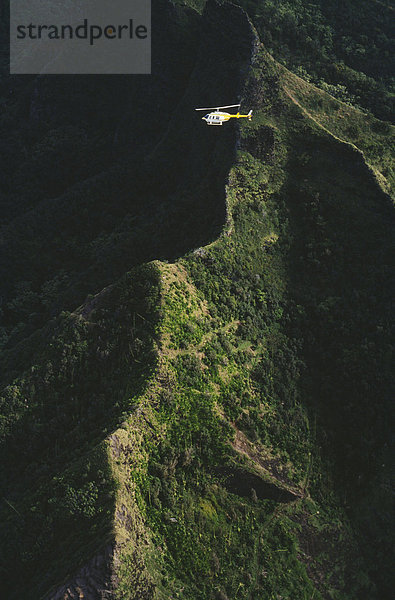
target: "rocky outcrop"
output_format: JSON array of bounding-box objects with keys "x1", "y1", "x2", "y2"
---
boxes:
[{"x1": 46, "y1": 545, "x2": 114, "y2": 600}]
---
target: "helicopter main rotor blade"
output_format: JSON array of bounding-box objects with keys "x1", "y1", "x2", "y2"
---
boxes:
[{"x1": 195, "y1": 104, "x2": 241, "y2": 111}]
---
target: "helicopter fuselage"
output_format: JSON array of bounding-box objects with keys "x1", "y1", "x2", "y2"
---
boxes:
[
  {"x1": 202, "y1": 111, "x2": 231, "y2": 125},
  {"x1": 202, "y1": 110, "x2": 252, "y2": 125}
]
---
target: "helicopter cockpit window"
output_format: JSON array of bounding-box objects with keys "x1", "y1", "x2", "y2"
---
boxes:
[{"x1": 205, "y1": 114, "x2": 210, "y2": 119}]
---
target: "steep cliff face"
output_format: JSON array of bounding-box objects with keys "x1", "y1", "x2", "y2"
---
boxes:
[
  {"x1": 1, "y1": 1, "x2": 393, "y2": 599},
  {"x1": 0, "y1": 0, "x2": 253, "y2": 352},
  {"x1": 0, "y1": 2, "x2": 257, "y2": 598}
]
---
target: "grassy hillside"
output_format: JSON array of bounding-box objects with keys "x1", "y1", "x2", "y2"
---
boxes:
[
  {"x1": 236, "y1": 0, "x2": 395, "y2": 122},
  {"x1": 278, "y1": 62, "x2": 394, "y2": 197},
  {"x1": 0, "y1": 1, "x2": 393, "y2": 598},
  {"x1": 108, "y1": 47, "x2": 393, "y2": 598}
]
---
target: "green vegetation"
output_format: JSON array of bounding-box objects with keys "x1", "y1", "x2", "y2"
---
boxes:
[
  {"x1": 114, "y1": 48, "x2": 393, "y2": 599},
  {"x1": 0, "y1": 263, "x2": 161, "y2": 597},
  {"x1": 278, "y1": 62, "x2": 394, "y2": 196},
  {"x1": 0, "y1": 1, "x2": 393, "y2": 598},
  {"x1": 236, "y1": 0, "x2": 394, "y2": 122}
]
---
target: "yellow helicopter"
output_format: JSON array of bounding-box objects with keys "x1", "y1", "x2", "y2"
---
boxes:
[{"x1": 195, "y1": 103, "x2": 252, "y2": 125}]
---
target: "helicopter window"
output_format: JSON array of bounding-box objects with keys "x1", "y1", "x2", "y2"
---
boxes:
[{"x1": 205, "y1": 114, "x2": 210, "y2": 118}]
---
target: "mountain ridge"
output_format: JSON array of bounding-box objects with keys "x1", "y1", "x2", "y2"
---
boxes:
[{"x1": 0, "y1": 1, "x2": 393, "y2": 598}]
